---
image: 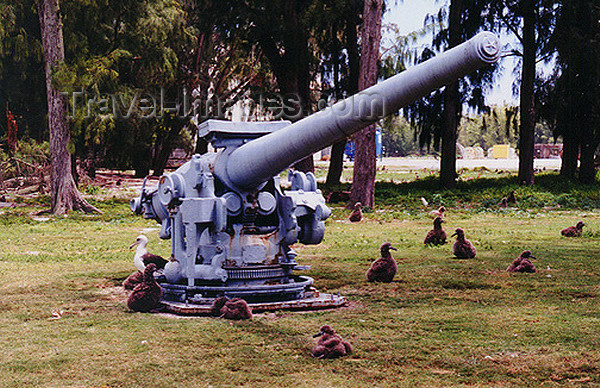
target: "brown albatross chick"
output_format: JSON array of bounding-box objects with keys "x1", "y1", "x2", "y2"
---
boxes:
[
  {"x1": 506, "y1": 190, "x2": 517, "y2": 205},
  {"x1": 561, "y1": 221, "x2": 585, "y2": 237},
  {"x1": 424, "y1": 217, "x2": 447, "y2": 245},
  {"x1": 349, "y1": 202, "x2": 363, "y2": 222},
  {"x1": 451, "y1": 228, "x2": 476, "y2": 259},
  {"x1": 366, "y1": 242, "x2": 397, "y2": 283},
  {"x1": 210, "y1": 296, "x2": 252, "y2": 320},
  {"x1": 123, "y1": 270, "x2": 144, "y2": 290},
  {"x1": 498, "y1": 197, "x2": 508, "y2": 208},
  {"x1": 127, "y1": 263, "x2": 162, "y2": 312},
  {"x1": 507, "y1": 250, "x2": 537, "y2": 273},
  {"x1": 311, "y1": 325, "x2": 352, "y2": 359}
]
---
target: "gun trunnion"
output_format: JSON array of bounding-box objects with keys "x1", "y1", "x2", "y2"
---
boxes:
[{"x1": 130, "y1": 32, "x2": 500, "y2": 313}]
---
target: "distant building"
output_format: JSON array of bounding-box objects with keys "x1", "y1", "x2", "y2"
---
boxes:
[{"x1": 489, "y1": 144, "x2": 517, "y2": 159}]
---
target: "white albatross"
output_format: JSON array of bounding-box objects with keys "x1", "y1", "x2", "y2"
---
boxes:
[{"x1": 129, "y1": 235, "x2": 168, "y2": 271}]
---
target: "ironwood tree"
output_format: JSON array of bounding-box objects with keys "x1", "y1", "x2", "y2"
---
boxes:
[
  {"x1": 308, "y1": 0, "x2": 362, "y2": 187},
  {"x1": 349, "y1": 0, "x2": 384, "y2": 209},
  {"x1": 548, "y1": 0, "x2": 600, "y2": 183},
  {"x1": 204, "y1": 0, "x2": 321, "y2": 172},
  {"x1": 36, "y1": 0, "x2": 99, "y2": 214},
  {"x1": 0, "y1": 0, "x2": 47, "y2": 142},
  {"x1": 492, "y1": 0, "x2": 558, "y2": 185},
  {"x1": 440, "y1": 0, "x2": 464, "y2": 189},
  {"x1": 517, "y1": 0, "x2": 537, "y2": 185},
  {"x1": 402, "y1": 0, "x2": 497, "y2": 189}
]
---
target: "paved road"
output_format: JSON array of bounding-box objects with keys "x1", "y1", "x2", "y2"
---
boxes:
[{"x1": 317, "y1": 157, "x2": 562, "y2": 171}]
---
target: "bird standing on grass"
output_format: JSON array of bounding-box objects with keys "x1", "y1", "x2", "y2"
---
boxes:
[
  {"x1": 561, "y1": 221, "x2": 585, "y2": 237},
  {"x1": 429, "y1": 206, "x2": 446, "y2": 219},
  {"x1": 127, "y1": 263, "x2": 162, "y2": 312},
  {"x1": 507, "y1": 250, "x2": 537, "y2": 273},
  {"x1": 349, "y1": 202, "x2": 363, "y2": 222},
  {"x1": 366, "y1": 242, "x2": 397, "y2": 283},
  {"x1": 124, "y1": 235, "x2": 168, "y2": 290},
  {"x1": 311, "y1": 325, "x2": 352, "y2": 359},
  {"x1": 451, "y1": 228, "x2": 476, "y2": 259},
  {"x1": 130, "y1": 235, "x2": 168, "y2": 271},
  {"x1": 424, "y1": 217, "x2": 447, "y2": 245},
  {"x1": 210, "y1": 296, "x2": 252, "y2": 320}
]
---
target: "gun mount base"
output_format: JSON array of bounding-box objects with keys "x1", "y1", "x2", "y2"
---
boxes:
[
  {"x1": 160, "y1": 289, "x2": 347, "y2": 315},
  {"x1": 157, "y1": 275, "x2": 347, "y2": 315}
]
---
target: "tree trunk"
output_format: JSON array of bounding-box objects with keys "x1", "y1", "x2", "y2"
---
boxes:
[
  {"x1": 439, "y1": 0, "x2": 463, "y2": 189},
  {"x1": 518, "y1": 3, "x2": 536, "y2": 185},
  {"x1": 349, "y1": 0, "x2": 383, "y2": 209},
  {"x1": 579, "y1": 142, "x2": 598, "y2": 183},
  {"x1": 282, "y1": 1, "x2": 314, "y2": 174},
  {"x1": 441, "y1": 81, "x2": 460, "y2": 188},
  {"x1": 325, "y1": 140, "x2": 346, "y2": 186},
  {"x1": 132, "y1": 145, "x2": 152, "y2": 178},
  {"x1": 152, "y1": 119, "x2": 183, "y2": 176},
  {"x1": 325, "y1": 13, "x2": 360, "y2": 187},
  {"x1": 560, "y1": 130, "x2": 578, "y2": 179},
  {"x1": 37, "y1": 0, "x2": 99, "y2": 214}
]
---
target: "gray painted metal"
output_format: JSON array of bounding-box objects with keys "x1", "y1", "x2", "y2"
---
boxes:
[
  {"x1": 219, "y1": 31, "x2": 500, "y2": 189},
  {"x1": 131, "y1": 32, "x2": 499, "y2": 311}
]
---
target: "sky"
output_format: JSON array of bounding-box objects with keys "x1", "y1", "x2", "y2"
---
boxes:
[{"x1": 383, "y1": 0, "x2": 518, "y2": 106}]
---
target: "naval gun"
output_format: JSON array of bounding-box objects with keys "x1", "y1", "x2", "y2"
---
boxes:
[{"x1": 130, "y1": 32, "x2": 500, "y2": 313}]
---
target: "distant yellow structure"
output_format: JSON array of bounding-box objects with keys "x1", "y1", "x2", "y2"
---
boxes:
[{"x1": 492, "y1": 144, "x2": 510, "y2": 159}]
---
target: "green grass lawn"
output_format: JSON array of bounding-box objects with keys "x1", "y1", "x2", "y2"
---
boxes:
[{"x1": 1, "y1": 187, "x2": 600, "y2": 387}]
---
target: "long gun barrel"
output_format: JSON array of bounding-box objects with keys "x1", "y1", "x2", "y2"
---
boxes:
[{"x1": 216, "y1": 31, "x2": 500, "y2": 190}]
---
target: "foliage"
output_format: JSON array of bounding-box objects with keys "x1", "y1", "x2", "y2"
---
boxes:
[
  {"x1": 458, "y1": 106, "x2": 519, "y2": 150},
  {"x1": 380, "y1": 104, "x2": 554, "y2": 157},
  {"x1": 396, "y1": 1, "x2": 500, "y2": 151},
  {"x1": 381, "y1": 115, "x2": 427, "y2": 156},
  {"x1": 54, "y1": 0, "x2": 198, "y2": 176},
  {"x1": 0, "y1": 139, "x2": 49, "y2": 180},
  {"x1": 0, "y1": 0, "x2": 46, "y2": 141},
  {"x1": 542, "y1": 0, "x2": 600, "y2": 182}
]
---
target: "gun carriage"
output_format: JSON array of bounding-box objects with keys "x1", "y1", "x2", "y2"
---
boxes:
[{"x1": 130, "y1": 32, "x2": 500, "y2": 313}]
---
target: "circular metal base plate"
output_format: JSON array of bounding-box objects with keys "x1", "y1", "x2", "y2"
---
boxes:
[
  {"x1": 159, "y1": 275, "x2": 316, "y2": 304},
  {"x1": 161, "y1": 291, "x2": 347, "y2": 315}
]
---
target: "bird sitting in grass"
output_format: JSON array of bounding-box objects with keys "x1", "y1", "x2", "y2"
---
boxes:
[
  {"x1": 429, "y1": 206, "x2": 446, "y2": 219},
  {"x1": 127, "y1": 263, "x2": 162, "y2": 313},
  {"x1": 311, "y1": 325, "x2": 352, "y2": 359},
  {"x1": 325, "y1": 190, "x2": 350, "y2": 204},
  {"x1": 349, "y1": 202, "x2": 363, "y2": 222},
  {"x1": 506, "y1": 190, "x2": 517, "y2": 205},
  {"x1": 210, "y1": 296, "x2": 252, "y2": 320},
  {"x1": 451, "y1": 228, "x2": 476, "y2": 259},
  {"x1": 424, "y1": 217, "x2": 447, "y2": 245},
  {"x1": 561, "y1": 221, "x2": 585, "y2": 237},
  {"x1": 498, "y1": 197, "x2": 508, "y2": 208},
  {"x1": 366, "y1": 242, "x2": 397, "y2": 283},
  {"x1": 507, "y1": 250, "x2": 537, "y2": 273},
  {"x1": 123, "y1": 270, "x2": 144, "y2": 291}
]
